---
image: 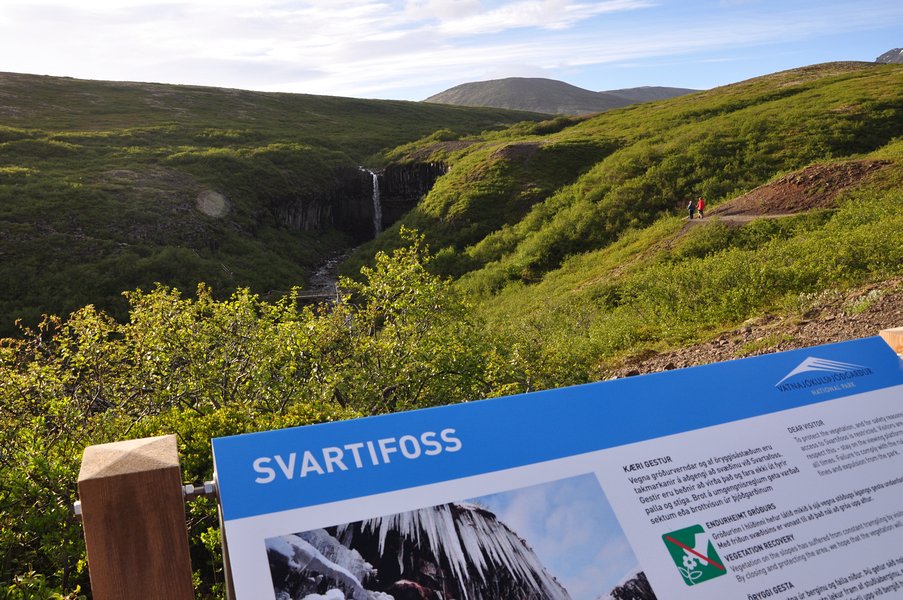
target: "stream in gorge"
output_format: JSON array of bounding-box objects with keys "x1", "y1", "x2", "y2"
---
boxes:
[{"x1": 302, "y1": 168, "x2": 381, "y2": 300}]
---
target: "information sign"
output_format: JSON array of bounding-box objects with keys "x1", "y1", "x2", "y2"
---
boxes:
[{"x1": 212, "y1": 336, "x2": 903, "y2": 600}]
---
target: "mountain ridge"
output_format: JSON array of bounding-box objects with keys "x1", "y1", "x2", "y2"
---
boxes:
[
  {"x1": 425, "y1": 76, "x2": 697, "y2": 115},
  {"x1": 876, "y1": 47, "x2": 903, "y2": 64}
]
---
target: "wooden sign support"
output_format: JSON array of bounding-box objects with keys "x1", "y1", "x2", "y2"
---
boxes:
[
  {"x1": 77, "y1": 435, "x2": 195, "y2": 599},
  {"x1": 880, "y1": 326, "x2": 903, "y2": 355}
]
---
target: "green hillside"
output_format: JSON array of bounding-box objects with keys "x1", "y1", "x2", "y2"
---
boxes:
[
  {"x1": 2, "y1": 62, "x2": 903, "y2": 598},
  {"x1": 0, "y1": 72, "x2": 540, "y2": 334},
  {"x1": 350, "y1": 61, "x2": 903, "y2": 373}
]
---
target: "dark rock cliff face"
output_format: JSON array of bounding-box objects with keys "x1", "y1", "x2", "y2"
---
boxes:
[
  {"x1": 378, "y1": 163, "x2": 448, "y2": 226},
  {"x1": 270, "y1": 163, "x2": 447, "y2": 242},
  {"x1": 269, "y1": 166, "x2": 371, "y2": 242}
]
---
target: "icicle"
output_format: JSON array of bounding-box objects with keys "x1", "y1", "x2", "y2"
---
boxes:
[{"x1": 346, "y1": 503, "x2": 571, "y2": 600}]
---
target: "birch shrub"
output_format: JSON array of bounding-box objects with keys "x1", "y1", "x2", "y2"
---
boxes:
[{"x1": 0, "y1": 230, "x2": 494, "y2": 597}]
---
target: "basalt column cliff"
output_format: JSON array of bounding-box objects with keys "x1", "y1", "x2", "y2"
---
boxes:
[{"x1": 270, "y1": 163, "x2": 447, "y2": 242}]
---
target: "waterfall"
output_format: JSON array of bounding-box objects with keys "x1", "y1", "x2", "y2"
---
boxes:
[{"x1": 367, "y1": 169, "x2": 382, "y2": 237}]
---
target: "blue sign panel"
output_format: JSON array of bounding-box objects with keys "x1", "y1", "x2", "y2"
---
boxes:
[{"x1": 213, "y1": 336, "x2": 903, "y2": 522}]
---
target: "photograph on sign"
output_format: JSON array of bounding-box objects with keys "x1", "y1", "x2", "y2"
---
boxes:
[{"x1": 264, "y1": 473, "x2": 655, "y2": 600}]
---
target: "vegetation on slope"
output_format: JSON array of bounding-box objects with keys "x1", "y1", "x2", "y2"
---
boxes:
[
  {"x1": 0, "y1": 72, "x2": 540, "y2": 334},
  {"x1": 346, "y1": 61, "x2": 903, "y2": 369},
  {"x1": 364, "y1": 63, "x2": 903, "y2": 283},
  {"x1": 482, "y1": 166, "x2": 903, "y2": 377},
  {"x1": 0, "y1": 232, "x2": 571, "y2": 598},
  {"x1": 2, "y1": 62, "x2": 903, "y2": 598}
]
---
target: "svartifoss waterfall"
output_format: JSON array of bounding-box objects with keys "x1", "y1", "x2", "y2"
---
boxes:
[{"x1": 364, "y1": 168, "x2": 382, "y2": 237}]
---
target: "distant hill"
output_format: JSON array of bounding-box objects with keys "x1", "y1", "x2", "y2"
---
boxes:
[
  {"x1": 424, "y1": 77, "x2": 697, "y2": 115},
  {"x1": 876, "y1": 48, "x2": 903, "y2": 64}
]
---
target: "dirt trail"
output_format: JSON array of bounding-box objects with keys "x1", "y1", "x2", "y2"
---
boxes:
[
  {"x1": 685, "y1": 212, "x2": 797, "y2": 227},
  {"x1": 603, "y1": 159, "x2": 891, "y2": 283},
  {"x1": 605, "y1": 159, "x2": 899, "y2": 376},
  {"x1": 710, "y1": 159, "x2": 891, "y2": 217},
  {"x1": 681, "y1": 159, "x2": 891, "y2": 228}
]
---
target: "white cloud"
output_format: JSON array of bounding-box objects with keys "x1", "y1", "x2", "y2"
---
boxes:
[
  {"x1": 0, "y1": 0, "x2": 901, "y2": 98},
  {"x1": 404, "y1": 0, "x2": 485, "y2": 20},
  {"x1": 434, "y1": 0, "x2": 657, "y2": 35}
]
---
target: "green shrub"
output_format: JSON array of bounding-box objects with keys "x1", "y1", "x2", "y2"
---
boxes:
[{"x1": 0, "y1": 232, "x2": 505, "y2": 596}]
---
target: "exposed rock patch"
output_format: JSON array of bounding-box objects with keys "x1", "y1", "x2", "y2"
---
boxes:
[
  {"x1": 99, "y1": 166, "x2": 197, "y2": 190},
  {"x1": 711, "y1": 160, "x2": 891, "y2": 217},
  {"x1": 491, "y1": 141, "x2": 542, "y2": 161}
]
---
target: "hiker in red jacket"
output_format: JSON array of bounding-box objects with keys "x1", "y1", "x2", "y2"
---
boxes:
[{"x1": 696, "y1": 197, "x2": 706, "y2": 219}]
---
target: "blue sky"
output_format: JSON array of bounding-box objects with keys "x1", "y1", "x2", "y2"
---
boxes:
[
  {"x1": 0, "y1": 0, "x2": 900, "y2": 100},
  {"x1": 472, "y1": 473, "x2": 637, "y2": 600}
]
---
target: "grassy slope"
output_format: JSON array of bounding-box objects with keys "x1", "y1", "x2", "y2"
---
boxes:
[
  {"x1": 2, "y1": 64, "x2": 901, "y2": 599},
  {"x1": 0, "y1": 72, "x2": 541, "y2": 333},
  {"x1": 351, "y1": 62, "x2": 903, "y2": 376}
]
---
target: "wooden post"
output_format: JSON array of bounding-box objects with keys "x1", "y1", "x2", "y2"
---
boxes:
[
  {"x1": 880, "y1": 327, "x2": 903, "y2": 354},
  {"x1": 78, "y1": 435, "x2": 194, "y2": 599}
]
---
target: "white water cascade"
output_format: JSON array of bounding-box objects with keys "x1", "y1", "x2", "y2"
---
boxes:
[{"x1": 364, "y1": 169, "x2": 382, "y2": 237}]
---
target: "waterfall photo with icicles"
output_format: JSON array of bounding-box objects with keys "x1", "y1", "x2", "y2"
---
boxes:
[{"x1": 266, "y1": 473, "x2": 658, "y2": 600}]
